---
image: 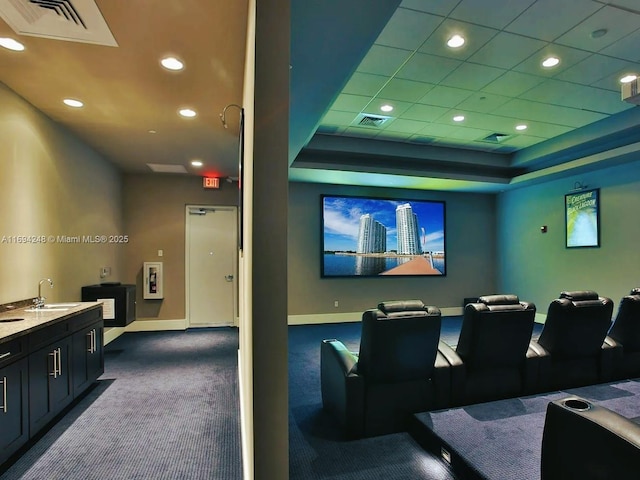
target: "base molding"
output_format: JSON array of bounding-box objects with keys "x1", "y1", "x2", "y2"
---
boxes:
[{"x1": 104, "y1": 318, "x2": 187, "y2": 345}]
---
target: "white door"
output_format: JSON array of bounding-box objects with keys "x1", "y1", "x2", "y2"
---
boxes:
[{"x1": 186, "y1": 206, "x2": 237, "y2": 327}]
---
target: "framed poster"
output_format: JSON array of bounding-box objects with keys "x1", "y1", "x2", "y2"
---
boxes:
[{"x1": 565, "y1": 188, "x2": 600, "y2": 248}]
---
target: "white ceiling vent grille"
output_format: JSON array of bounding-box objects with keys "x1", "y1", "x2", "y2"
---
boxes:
[
  {"x1": 0, "y1": 0, "x2": 117, "y2": 46},
  {"x1": 354, "y1": 113, "x2": 391, "y2": 128}
]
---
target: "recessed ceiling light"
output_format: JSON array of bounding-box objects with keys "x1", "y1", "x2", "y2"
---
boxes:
[
  {"x1": 160, "y1": 56, "x2": 184, "y2": 71},
  {"x1": 380, "y1": 104, "x2": 394, "y2": 113},
  {"x1": 453, "y1": 115, "x2": 465, "y2": 122},
  {"x1": 620, "y1": 74, "x2": 637, "y2": 84},
  {"x1": 515, "y1": 124, "x2": 528, "y2": 131},
  {"x1": 191, "y1": 160, "x2": 203, "y2": 167},
  {"x1": 63, "y1": 98, "x2": 84, "y2": 108},
  {"x1": 179, "y1": 108, "x2": 197, "y2": 118},
  {"x1": 542, "y1": 56, "x2": 560, "y2": 68},
  {"x1": 0, "y1": 37, "x2": 25, "y2": 51},
  {"x1": 447, "y1": 34, "x2": 465, "y2": 48}
]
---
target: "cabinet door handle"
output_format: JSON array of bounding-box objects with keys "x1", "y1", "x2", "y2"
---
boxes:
[
  {"x1": 57, "y1": 348, "x2": 62, "y2": 376},
  {"x1": 49, "y1": 350, "x2": 58, "y2": 378},
  {"x1": 1, "y1": 376, "x2": 6, "y2": 413},
  {"x1": 93, "y1": 329, "x2": 97, "y2": 353},
  {"x1": 0, "y1": 352, "x2": 10, "y2": 360},
  {"x1": 87, "y1": 330, "x2": 93, "y2": 354}
]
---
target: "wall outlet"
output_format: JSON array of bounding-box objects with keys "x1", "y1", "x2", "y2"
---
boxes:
[
  {"x1": 334, "y1": 300, "x2": 339, "y2": 308},
  {"x1": 158, "y1": 249, "x2": 164, "y2": 257}
]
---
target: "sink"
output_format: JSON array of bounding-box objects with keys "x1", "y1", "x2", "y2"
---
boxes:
[
  {"x1": 44, "y1": 303, "x2": 80, "y2": 308},
  {"x1": 0, "y1": 318, "x2": 24, "y2": 323}
]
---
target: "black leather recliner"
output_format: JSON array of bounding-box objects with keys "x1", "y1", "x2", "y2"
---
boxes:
[
  {"x1": 530, "y1": 290, "x2": 618, "y2": 391},
  {"x1": 541, "y1": 396, "x2": 640, "y2": 480},
  {"x1": 320, "y1": 300, "x2": 450, "y2": 438},
  {"x1": 437, "y1": 294, "x2": 539, "y2": 405},
  {"x1": 606, "y1": 288, "x2": 640, "y2": 380}
]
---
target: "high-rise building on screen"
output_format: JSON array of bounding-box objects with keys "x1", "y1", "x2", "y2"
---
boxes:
[
  {"x1": 357, "y1": 214, "x2": 387, "y2": 253},
  {"x1": 396, "y1": 203, "x2": 422, "y2": 254}
]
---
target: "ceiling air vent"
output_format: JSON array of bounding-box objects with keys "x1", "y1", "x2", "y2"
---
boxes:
[
  {"x1": 0, "y1": 0, "x2": 118, "y2": 46},
  {"x1": 481, "y1": 132, "x2": 511, "y2": 143},
  {"x1": 354, "y1": 113, "x2": 391, "y2": 128}
]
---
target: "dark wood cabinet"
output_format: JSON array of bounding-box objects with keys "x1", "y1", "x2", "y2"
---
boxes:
[
  {"x1": 28, "y1": 336, "x2": 73, "y2": 435},
  {"x1": 0, "y1": 357, "x2": 29, "y2": 464},
  {"x1": 0, "y1": 304, "x2": 104, "y2": 467},
  {"x1": 72, "y1": 321, "x2": 104, "y2": 397}
]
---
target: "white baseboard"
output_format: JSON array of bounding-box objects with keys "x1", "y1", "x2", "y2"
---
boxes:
[
  {"x1": 103, "y1": 319, "x2": 187, "y2": 345},
  {"x1": 287, "y1": 307, "x2": 464, "y2": 326}
]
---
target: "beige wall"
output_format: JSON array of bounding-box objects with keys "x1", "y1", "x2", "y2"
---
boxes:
[
  {"x1": 0, "y1": 83, "x2": 123, "y2": 305},
  {"x1": 288, "y1": 181, "x2": 497, "y2": 316},
  {"x1": 122, "y1": 173, "x2": 238, "y2": 321}
]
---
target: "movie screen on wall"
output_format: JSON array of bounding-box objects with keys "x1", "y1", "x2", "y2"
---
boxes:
[{"x1": 322, "y1": 195, "x2": 446, "y2": 277}]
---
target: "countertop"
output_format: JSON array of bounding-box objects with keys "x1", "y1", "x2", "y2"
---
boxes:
[{"x1": 0, "y1": 302, "x2": 102, "y2": 343}]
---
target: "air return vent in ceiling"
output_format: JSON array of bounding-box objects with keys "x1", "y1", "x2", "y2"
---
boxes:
[
  {"x1": 354, "y1": 113, "x2": 391, "y2": 128},
  {"x1": 0, "y1": 0, "x2": 118, "y2": 46},
  {"x1": 480, "y1": 132, "x2": 511, "y2": 143}
]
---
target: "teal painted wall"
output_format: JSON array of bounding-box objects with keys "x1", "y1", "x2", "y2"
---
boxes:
[{"x1": 497, "y1": 158, "x2": 640, "y2": 316}]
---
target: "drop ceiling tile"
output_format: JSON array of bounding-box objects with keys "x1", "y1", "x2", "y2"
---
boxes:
[
  {"x1": 460, "y1": 114, "x2": 523, "y2": 132},
  {"x1": 396, "y1": 52, "x2": 462, "y2": 84},
  {"x1": 467, "y1": 32, "x2": 546, "y2": 70},
  {"x1": 343, "y1": 126, "x2": 382, "y2": 139},
  {"x1": 417, "y1": 85, "x2": 474, "y2": 108},
  {"x1": 493, "y1": 99, "x2": 607, "y2": 127},
  {"x1": 399, "y1": 0, "x2": 459, "y2": 17},
  {"x1": 382, "y1": 118, "x2": 430, "y2": 134},
  {"x1": 555, "y1": 5, "x2": 640, "y2": 52},
  {"x1": 446, "y1": 125, "x2": 495, "y2": 141},
  {"x1": 519, "y1": 79, "x2": 580, "y2": 104},
  {"x1": 600, "y1": 28, "x2": 640, "y2": 62},
  {"x1": 377, "y1": 78, "x2": 435, "y2": 102},
  {"x1": 591, "y1": 63, "x2": 640, "y2": 91},
  {"x1": 403, "y1": 103, "x2": 450, "y2": 122},
  {"x1": 366, "y1": 98, "x2": 413, "y2": 117},
  {"x1": 342, "y1": 72, "x2": 390, "y2": 97},
  {"x1": 320, "y1": 110, "x2": 359, "y2": 126},
  {"x1": 418, "y1": 19, "x2": 500, "y2": 60},
  {"x1": 440, "y1": 62, "x2": 506, "y2": 90},
  {"x1": 356, "y1": 45, "x2": 413, "y2": 76},
  {"x1": 553, "y1": 54, "x2": 633, "y2": 88},
  {"x1": 449, "y1": 0, "x2": 536, "y2": 29},
  {"x1": 375, "y1": 8, "x2": 444, "y2": 51},
  {"x1": 417, "y1": 123, "x2": 456, "y2": 137},
  {"x1": 330, "y1": 94, "x2": 373, "y2": 113},
  {"x1": 455, "y1": 92, "x2": 512, "y2": 113},
  {"x1": 513, "y1": 44, "x2": 591, "y2": 78},
  {"x1": 518, "y1": 121, "x2": 572, "y2": 138},
  {"x1": 504, "y1": 0, "x2": 601, "y2": 41},
  {"x1": 481, "y1": 71, "x2": 545, "y2": 97}
]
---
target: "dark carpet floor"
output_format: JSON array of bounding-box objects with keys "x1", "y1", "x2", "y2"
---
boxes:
[
  {"x1": 414, "y1": 378, "x2": 640, "y2": 480},
  {"x1": 0, "y1": 328, "x2": 242, "y2": 480}
]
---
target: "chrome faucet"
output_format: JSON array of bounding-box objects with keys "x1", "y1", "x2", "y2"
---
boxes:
[{"x1": 35, "y1": 278, "x2": 54, "y2": 308}]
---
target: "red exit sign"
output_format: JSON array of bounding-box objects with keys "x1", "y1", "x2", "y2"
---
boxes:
[{"x1": 203, "y1": 177, "x2": 220, "y2": 189}]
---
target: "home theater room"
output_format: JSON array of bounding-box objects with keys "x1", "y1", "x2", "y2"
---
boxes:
[{"x1": 1, "y1": 0, "x2": 640, "y2": 479}]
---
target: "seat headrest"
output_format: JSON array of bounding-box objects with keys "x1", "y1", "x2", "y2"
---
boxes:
[
  {"x1": 560, "y1": 291, "x2": 599, "y2": 301},
  {"x1": 478, "y1": 294, "x2": 520, "y2": 306},
  {"x1": 378, "y1": 300, "x2": 426, "y2": 314},
  {"x1": 630, "y1": 288, "x2": 640, "y2": 296}
]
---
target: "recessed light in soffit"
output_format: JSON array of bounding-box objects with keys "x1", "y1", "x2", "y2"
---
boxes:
[{"x1": 0, "y1": 0, "x2": 118, "y2": 46}]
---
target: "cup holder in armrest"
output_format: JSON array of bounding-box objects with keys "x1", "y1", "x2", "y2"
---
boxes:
[{"x1": 562, "y1": 398, "x2": 591, "y2": 411}]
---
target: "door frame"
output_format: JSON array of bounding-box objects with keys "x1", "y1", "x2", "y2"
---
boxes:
[{"x1": 185, "y1": 204, "x2": 239, "y2": 328}]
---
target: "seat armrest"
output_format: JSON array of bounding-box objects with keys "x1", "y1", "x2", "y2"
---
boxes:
[
  {"x1": 529, "y1": 340, "x2": 551, "y2": 393},
  {"x1": 433, "y1": 350, "x2": 452, "y2": 409},
  {"x1": 601, "y1": 336, "x2": 623, "y2": 382},
  {"x1": 522, "y1": 343, "x2": 544, "y2": 394},
  {"x1": 320, "y1": 339, "x2": 365, "y2": 438},
  {"x1": 437, "y1": 341, "x2": 465, "y2": 406}
]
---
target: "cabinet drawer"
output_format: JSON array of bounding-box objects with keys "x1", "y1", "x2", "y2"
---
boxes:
[
  {"x1": 29, "y1": 320, "x2": 71, "y2": 352},
  {"x1": 69, "y1": 307, "x2": 102, "y2": 331},
  {"x1": 0, "y1": 337, "x2": 27, "y2": 368}
]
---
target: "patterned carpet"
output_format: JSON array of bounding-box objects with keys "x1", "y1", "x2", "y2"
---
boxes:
[{"x1": 0, "y1": 328, "x2": 242, "y2": 480}]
